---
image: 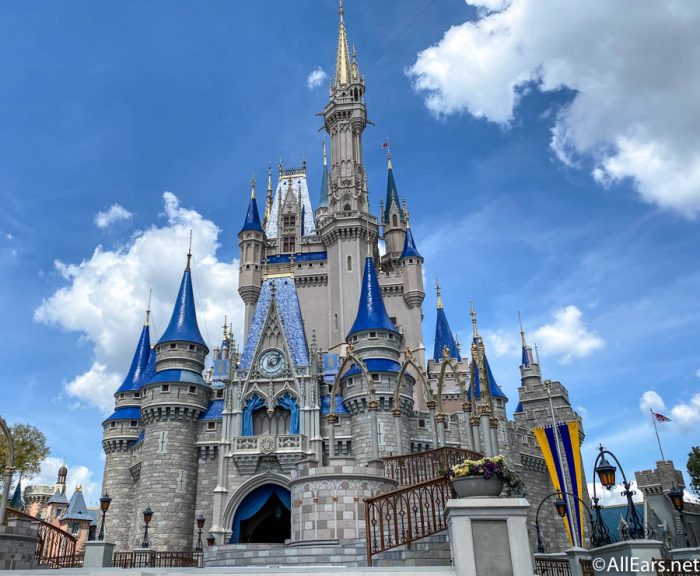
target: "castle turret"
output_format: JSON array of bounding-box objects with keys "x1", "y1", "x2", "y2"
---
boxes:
[
  {"x1": 102, "y1": 308, "x2": 152, "y2": 550},
  {"x1": 317, "y1": 3, "x2": 378, "y2": 349},
  {"x1": 238, "y1": 178, "x2": 265, "y2": 339},
  {"x1": 399, "y1": 219, "x2": 424, "y2": 309},
  {"x1": 137, "y1": 253, "x2": 210, "y2": 551},
  {"x1": 382, "y1": 154, "x2": 407, "y2": 264}
]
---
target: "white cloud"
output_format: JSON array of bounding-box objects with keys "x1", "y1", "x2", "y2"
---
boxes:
[
  {"x1": 695, "y1": 369, "x2": 700, "y2": 379},
  {"x1": 30, "y1": 457, "x2": 100, "y2": 506},
  {"x1": 639, "y1": 390, "x2": 665, "y2": 414},
  {"x1": 5, "y1": 233, "x2": 14, "y2": 240},
  {"x1": 35, "y1": 192, "x2": 243, "y2": 414},
  {"x1": 484, "y1": 329, "x2": 519, "y2": 358},
  {"x1": 532, "y1": 305, "x2": 604, "y2": 363},
  {"x1": 408, "y1": 1, "x2": 700, "y2": 216},
  {"x1": 670, "y1": 394, "x2": 700, "y2": 431},
  {"x1": 94, "y1": 204, "x2": 133, "y2": 229},
  {"x1": 307, "y1": 66, "x2": 327, "y2": 90},
  {"x1": 587, "y1": 481, "x2": 643, "y2": 506}
]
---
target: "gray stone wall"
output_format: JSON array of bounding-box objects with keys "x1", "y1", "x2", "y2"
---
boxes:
[
  {"x1": 101, "y1": 443, "x2": 137, "y2": 551},
  {"x1": 193, "y1": 445, "x2": 219, "y2": 547}
]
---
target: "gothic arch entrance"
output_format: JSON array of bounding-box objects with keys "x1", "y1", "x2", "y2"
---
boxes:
[{"x1": 230, "y1": 484, "x2": 291, "y2": 544}]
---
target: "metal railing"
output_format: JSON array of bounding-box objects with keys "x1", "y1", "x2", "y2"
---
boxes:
[
  {"x1": 6, "y1": 507, "x2": 81, "y2": 568},
  {"x1": 383, "y1": 446, "x2": 483, "y2": 486},
  {"x1": 112, "y1": 550, "x2": 203, "y2": 568},
  {"x1": 580, "y1": 558, "x2": 595, "y2": 576},
  {"x1": 534, "y1": 557, "x2": 572, "y2": 576},
  {"x1": 364, "y1": 476, "x2": 454, "y2": 566}
]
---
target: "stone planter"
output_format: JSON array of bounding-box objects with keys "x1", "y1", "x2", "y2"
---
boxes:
[{"x1": 451, "y1": 475, "x2": 504, "y2": 498}]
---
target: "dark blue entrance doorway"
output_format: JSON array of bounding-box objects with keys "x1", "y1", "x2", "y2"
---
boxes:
[{"x1": 231, "y1": 484, "x2": 291, "y2": 543}]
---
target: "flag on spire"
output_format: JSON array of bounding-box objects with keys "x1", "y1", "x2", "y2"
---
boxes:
[{"x1": 652, "y1": 411, "x2": 671, "y2": 422}]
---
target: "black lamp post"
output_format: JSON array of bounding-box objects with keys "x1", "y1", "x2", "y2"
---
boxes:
[
  {"x1": 141, "y1": 506, "x2": 153, "y2": 549},
  {"x1": 591, "y1": 444, "x2": 646, "y2": 542},
  {"x1": 195, "y1": 514, "x2": 206, "y2": 552},
  {"x1": 669, "y1": 486, "x2": 691, "y2": 548},
  {"x1": 535, "y1": 490, "x2": 595, "y2": 553},
  {"x1": 206, "y1": 532, "x2": 215, "y2": 547},
  {"x1": 98, "y1": 492, "x2": 112, "y2": 541}
]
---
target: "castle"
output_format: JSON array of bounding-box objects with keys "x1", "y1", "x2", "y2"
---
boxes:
[{"x1": 100, "y1": 2, "x2": 587, "y2": 562}]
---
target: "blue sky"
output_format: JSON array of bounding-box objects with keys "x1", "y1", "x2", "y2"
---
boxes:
[{"x1": 2, "y1": 0, "x2": 700, "y2": 505}]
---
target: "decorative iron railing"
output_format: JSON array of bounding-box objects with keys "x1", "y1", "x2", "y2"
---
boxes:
[
  {"x1": 6, "y1": 507, "x2": 80, "y2": 568},
  {"x1": 112, "y1": 550, "x2": 203, "y2": 568},
  {"x1": 534, "y1": 557, "x2": 572, "y2": 576},
  {"x1": 364, "y1": 476, "x2": 454, "y2": 567},
  {"x1": 580, "y1": 558, "x2": 595, "y2": 576},
  {"x1": 383, "y1": 446, "x2": 483, "y2": 486}
]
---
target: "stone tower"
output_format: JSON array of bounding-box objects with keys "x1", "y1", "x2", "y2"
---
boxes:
[
  {"x1": 136, "y1": 253, "x2": 210, "y2": 551},
  {"x1": 238, "y1": 179, "x2": 265, "y2": 336},
  {"x1": 101, "y1": 310, "x2": 152, "y2": 550},
  {"x1": 317, "y1": 1, "x2": 378, "y2": 350}
]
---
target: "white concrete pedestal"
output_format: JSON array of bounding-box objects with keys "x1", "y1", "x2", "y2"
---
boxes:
[
  {"x1": 444, "y1": 497, "x2": 534, "y2": 576},
  {"x1": 670, "y1": 546, "x2": 700, "y2": 561},
  {"x1": 591, "y1": 539, "x2": 663, "y2": 576},
  {"x1": 83, "y1": 540, "x2": 115, "y2": 568}
]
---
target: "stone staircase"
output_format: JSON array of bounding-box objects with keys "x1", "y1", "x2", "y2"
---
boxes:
[{"x1": 205, "y1": 534, "x2": 452, "y2": 568}]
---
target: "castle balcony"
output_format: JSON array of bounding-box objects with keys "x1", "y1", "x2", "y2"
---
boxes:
[{"x1": 230, "y1": 434, "x2": 308, "y2": 475}]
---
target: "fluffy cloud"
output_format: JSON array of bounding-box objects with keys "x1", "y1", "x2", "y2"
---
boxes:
[
  {"x1": 35, "y1": 192, "x2": 243, "y2": 413},
  {"x1": 307, "y1": 66, "x2": 327, "y2": 89},
  {"x1": 94, "y1": 204, "x2": 133, "y2": 229},
  {"x1": 587, "y1": 481, "x2": 642, "y2": 507},
  {"x1": 30, "y1": 457, "x2": 100, "y2": 506},
  {"x1": 532, "y1": 306, "x2": 604, "y2": 363},
  {"x1": 639, "y1": 390, "x2": 665, "y2": 414},
  {"x1": 408, "y1": 1, "x2": 700, "y2": 216}
]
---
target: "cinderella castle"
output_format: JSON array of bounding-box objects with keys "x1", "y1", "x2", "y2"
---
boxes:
[{"x1": 101, "y1": 2, "x2": 587, "y2": 564}]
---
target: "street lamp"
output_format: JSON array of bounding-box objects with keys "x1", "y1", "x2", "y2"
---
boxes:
[
  {"x1": 535, "y1": 490, "x2": 595, "y2": 554},
  {"x1": 206, "y1": 532, "x2": 216, "y2": 547},
  {"x1": 98, "y1": 493, "x2": 112, "y2": 541},
  {"x1": 591, "y1": 445, "x2": 646, "y2": 542},
  {"x1": 141, "y1": 506, "x2": 153, "y2": 549},
  {"x1": 195, "y1": 514, "x2": 206, "y2": 552},
  {"x1": 668, "y1": 486, "x2": 691, "y2": 548}
]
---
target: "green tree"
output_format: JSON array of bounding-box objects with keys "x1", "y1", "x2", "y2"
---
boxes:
[
  {"x1": 688, "y1": 446, "x2": 700, "y2": 495},
  {"x1": 0, "y1": 423, "x2": 50, "y2": 480}
]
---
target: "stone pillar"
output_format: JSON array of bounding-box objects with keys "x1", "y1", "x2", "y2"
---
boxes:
[
  {"x1": 0, "y1": 516, "x2": 38, "y2": 570},
  {"x1": 445, "y1": 497, "x2": 534, "y2": 576},
  {"x1": 428, "y1": 402, "x2": 439, "y2": 448},
  {"x1": 470, "y1": 416, "x2": 481, "y2": 453},
  {"x1": 83, "y1": 541, "x2": 116, "y2": 568},
  {"x1": 368, "y1": 402, "x2": 379, "y2": 460},
  {"x1": 326, "y1": 415, "x2": 337, "y2": 458},
  {"x1": 565, "y1": 546, "x2": 591, "y2": 576},
  {"x1": 490, "y1": 417, "x2": 500, "y2": 455},
  {"x1": 436, "y1": 414, "x2": 446, "y2": 448},
  {"x1": 480, "y1": 411, "x2": 493, "y2": 457},
  {"x1": 591, "y1": 539, "x2": 664, "y2": 576},
  {"x1": 393, "y1": 410, "x2": 404, "y2": 455}
]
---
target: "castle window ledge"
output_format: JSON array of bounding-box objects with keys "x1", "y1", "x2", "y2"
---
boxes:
[{"x1": 232, "y1": 434, "x2": 306, "y2": 454}]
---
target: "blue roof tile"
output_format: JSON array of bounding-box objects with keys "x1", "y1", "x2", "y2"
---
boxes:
[
  {"x1": 200, "y1": 399, "x2": 224, "y2": 420},
  {"x1": 240, "y1": 277, "x2": 309, "y2": 368},
  {"x1": 514, "y1": 401, "x2": 524, "y2": 413},
  {"x1": 157, "y1": 256, "x2": 207, "y2": 349},
  {"x1": 62, "y1": 489, "x2": 94, "y2": 522},
  {"x1": 341, "y1": 358, "x2": 401, "y2": 379},
  {"x1": 347, "y1": 257, "x2": 398, "y2": 338},
  {"x1": 116, "y1": 324, "x2": 152, "y2": 394},
  {"x1": 471, "y1": 339, "x2": 507, "y2": 400},
  {"x1": 400, "y1": 227, "x2": 422, "y2": 260},
  {"x1": 143, "y1": 369, "x2": 205, "y2": 386},
  {"x1": 320, "y1": 394, "x2": 349, "y2": 414},
  {"x1": 433, "y1": 307, "x2": 461, "y2": 362},
  {"x1": 383, "y1": 165, "x2": 404, "y2": 224},
  {"x1": 103, "y1": 406, "x2": 141, "y2": 423},
  {"x1": 240, "y1": 195, "x2": 263, "y2": 233},
  {"x1": 133, "y1": 430, "x2": 145, "y2": 446}
]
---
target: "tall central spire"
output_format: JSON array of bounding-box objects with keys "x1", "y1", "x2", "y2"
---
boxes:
[{"x1": 335, "y1": 0, "x2": 352, "y2": 87}]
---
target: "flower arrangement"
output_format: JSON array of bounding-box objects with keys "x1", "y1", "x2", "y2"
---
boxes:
[{"x1": 450, "y1": 455, "x2": 524, "y2": 496}]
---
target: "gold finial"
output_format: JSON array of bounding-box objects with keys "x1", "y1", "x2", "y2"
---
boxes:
[
  {"x1": 435, "y1": 278, "x2": 443, "y2": 309},
  {"x1": 279, "y1": 158, "x2": 283, "y2": 176},
  {"x1": 250, "y1": 175, "x2": 256, "y2": 199},
  {"x1": 518, "y1": 311, "x2": 526, "y2": 346},
  {"x1": 470, "y1": 302, "x2": 479, "y2": 338},
  {"x1": 145, "y1": 289, "x2": 152, "y2": 326},
  {"x1": 186, "y1": 230, "x2": 193, "y2": 271},
  {"x1": 339, "y1": 0, "x2": 344, "y2": 19},
  {"x1": 322, "y1": 139, "x2": 327, "y2": 166},
  {"x1": 76, "y1": 484, "x2": 82, "y2": 492}
]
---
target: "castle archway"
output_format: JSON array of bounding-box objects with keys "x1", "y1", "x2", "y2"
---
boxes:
[{"x1": 230, "y1": 483, "x2": 291, "y2": 544}]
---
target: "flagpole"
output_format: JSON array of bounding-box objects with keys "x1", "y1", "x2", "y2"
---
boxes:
[{"x1": 650, "y1": 409, "x2": 666, "y2": 461}]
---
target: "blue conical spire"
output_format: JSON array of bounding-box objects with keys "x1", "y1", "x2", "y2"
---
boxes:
[
  {"x1": 319, "y1": 141, "x2": 329, "y2": 209},
  {"x1": 400, "y1": 224, "x2": 422, "y2": 259},
  {"x1": 347, "y1": 256, "x2": 398, "y2": 337},
  {"x1": 240, "y1": 177, "x2": 263, "y2": 233},
  {"x1": 157, "y1": 254, "x2": 208, "y2": 349},
  {"x1": 519, "y1": 314, "x2": 534, "y2": 367},
  {"x1": 383, "y1": 154, "x2": 404, "y2": 224},
  {"x1": 433, "y1": 280, "x2": 460, "y2": 361},
  {"x1": 116, "y1": 313, "x2": 152, "y2": 394},
  {"x1": 10, "y1": 480, "x2": 23, "y2": 510}
]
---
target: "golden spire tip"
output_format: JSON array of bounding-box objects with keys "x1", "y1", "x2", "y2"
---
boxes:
[
  {"x1": 470, "y1": 302, "x2": 478, "y2": 338},
  {"x1": 250, "y1": 175, "x2": 256, "y2": 199},
  {"x1": 145, "y1": 289, "x2": 152, "y2": 326},
  {"x1": 435, "y1": 278, "x2": 443, "y2": 309}
]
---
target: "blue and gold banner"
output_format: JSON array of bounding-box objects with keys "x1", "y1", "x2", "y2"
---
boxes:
[
  {"x1": 558, "y1": 421, "x2": 585, "y2": 545},
  {"x1": 534, "y1": 426, "x2": 574, "y2": 545}
]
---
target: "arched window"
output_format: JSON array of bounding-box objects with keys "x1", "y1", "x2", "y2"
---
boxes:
[
  {"x1": 347, "y1": 255, "x2": 352, "y2": 271},
  {"x1": 392, "y1": 214, "x2": 398, "y2": 227},
  {"x1": 343, "y1": 203, "x2": 351, "y2": 211}
]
